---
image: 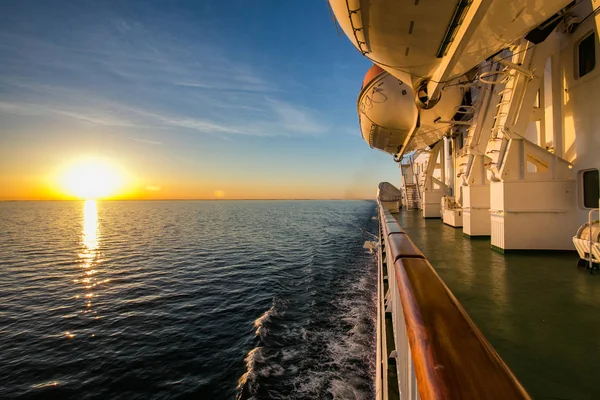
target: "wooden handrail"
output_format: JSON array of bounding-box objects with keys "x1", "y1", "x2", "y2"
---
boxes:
[{"x1": 378, "y1": 204, "x2": 530, "y2": 399}]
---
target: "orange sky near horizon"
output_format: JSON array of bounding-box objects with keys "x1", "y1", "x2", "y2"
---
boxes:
[
  {"x1": 1, "y1": 178, "x2": 378, "y2": 201},
  {"x1": 0, "y1": 132, "x2": 399, "y2": 201},
  {"x1": 0, "y1": 158, "x2": 382, "y2": 201}
]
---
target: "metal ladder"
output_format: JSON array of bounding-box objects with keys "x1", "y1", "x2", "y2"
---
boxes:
[
  {"x1": 481, "y1": 41, "x2": 545, "y2": 178},
  {"x1": 405, "y1": 185, "x2": 419, "y2": 210},
  {"x1": 484, "y1": 65, "x2": 517, "y2": 177},
  {"x1": 400, "y1": 157, "x2": 421, "y2": 210}
]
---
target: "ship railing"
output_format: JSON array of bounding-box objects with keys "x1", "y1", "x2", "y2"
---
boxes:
[{"x1": 376, "y1": 201, "x2": 530, "y2": 400}]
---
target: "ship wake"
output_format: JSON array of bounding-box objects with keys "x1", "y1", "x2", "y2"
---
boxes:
[{"x1": 237, "y1": 228, "x2": 378, "y2": 400}]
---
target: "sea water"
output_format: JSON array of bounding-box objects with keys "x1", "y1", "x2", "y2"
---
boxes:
[{"x1": 0, "y1": 200, "x2": 378, "y2": 399}]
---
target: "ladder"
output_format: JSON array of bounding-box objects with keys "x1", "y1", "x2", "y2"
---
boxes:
[
  {"x1": 483, "y1": 40, "x2": 545, "y2": 178},
  {"x1": 481, "y1": 39, "x2": 573, "y2": 183},
  {"x1": 405, "y1": 184, "x2": 419, "y2": 210},
  {"x1": 456, "y1": 60, "x2": 505, "y2": 183},
  {"x1": 400, "y1": 157, "x2": 421, "y2": 210}
]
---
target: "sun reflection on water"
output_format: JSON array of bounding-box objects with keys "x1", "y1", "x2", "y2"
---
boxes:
[
  {"x1": 83, "y1": 200, "x2": 98, "y2": 251},
  {"x1": 77, "y1": 200, "x2": 101, "y2": 313}
]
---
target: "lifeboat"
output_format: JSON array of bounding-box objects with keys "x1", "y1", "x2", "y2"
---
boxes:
[
  {"x1": 358, "y1": 65, "x2": 417, "y2": 155},
  {"x1": 358, "y1": 64, "x2": 466, "y2": 156},
  {"x1": 377, "y1": 182, "x2": 403, "y2": 213},
  {"x1": 329, "y1": 0, "x2": 573, "y2": 83},
  {"x1": 573, "y1": 220, "x2": 600, "y2": 269}
]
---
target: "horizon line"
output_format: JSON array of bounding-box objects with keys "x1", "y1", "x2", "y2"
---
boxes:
[{"x1": 0, "y1": 198, "x2": 375, "y2": 202}]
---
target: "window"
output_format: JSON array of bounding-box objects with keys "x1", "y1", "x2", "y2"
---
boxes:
[
  {"x1": 583, "y1": 169, "x2": 599, "y2": 208},
  {"x1": 578, "y1": 33, "x2": 596, "y2": 78}
]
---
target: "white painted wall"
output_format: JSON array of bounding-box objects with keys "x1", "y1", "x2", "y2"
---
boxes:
[{"x1": 559, "y1": 4, "x2": 600, "y2": 225}]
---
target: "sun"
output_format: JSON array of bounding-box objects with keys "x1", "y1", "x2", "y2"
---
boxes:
[{"x1": 58, "y1": 158, "x2": 127, "y2": 200}]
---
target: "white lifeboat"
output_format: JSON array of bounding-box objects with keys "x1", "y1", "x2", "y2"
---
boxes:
[
  {"x1": 329, "y1": 0, "x2": 573, "y2": 83},
  {"x1": 359, "y1": 64, "x2": 466, "y2": 156},
  {"x1": 358, "y1": 64, "x2": 418, "y2": 155},
  {"x1": 377, "y1": 182, "x2": 403, "y2": 213}
]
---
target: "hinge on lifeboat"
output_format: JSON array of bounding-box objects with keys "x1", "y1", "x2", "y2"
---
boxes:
[{"x1": 392, "y1": 145, "x2": 404, "y2": 163}]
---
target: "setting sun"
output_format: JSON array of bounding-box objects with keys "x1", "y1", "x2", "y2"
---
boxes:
[{"x1": 57, "y1": 159, "x2": 127, "y2": 199}]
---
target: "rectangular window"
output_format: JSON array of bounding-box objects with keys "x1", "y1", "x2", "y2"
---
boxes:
[
  {"x1": 583, "y1": 169, "x2": 599, "y2": 208},
  {"x1": 578, "y1": 33, "x2": 596, "y2": 78}
]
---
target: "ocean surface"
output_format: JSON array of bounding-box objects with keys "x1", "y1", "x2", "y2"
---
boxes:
[{"x1": 0, "y1": 200, "x2": 378, "y2": 399}]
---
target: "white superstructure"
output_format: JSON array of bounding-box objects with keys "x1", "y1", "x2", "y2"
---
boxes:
[{"x1": 331, "y1": 0, "x2": 600, "y2": 251}]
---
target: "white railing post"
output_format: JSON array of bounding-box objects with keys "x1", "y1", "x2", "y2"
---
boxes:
[{"x1": 588, "y1": 208, "x2": 599, "y2": 270}]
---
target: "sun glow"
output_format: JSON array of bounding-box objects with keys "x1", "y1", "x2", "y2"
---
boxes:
[{"x1": 58, "y1": 158, "x2": 127, "y2": 199}]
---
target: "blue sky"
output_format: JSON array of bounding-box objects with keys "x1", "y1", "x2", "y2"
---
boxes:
[{"x1": 0, "y1": 0, "x2": 401, "y2": 199}]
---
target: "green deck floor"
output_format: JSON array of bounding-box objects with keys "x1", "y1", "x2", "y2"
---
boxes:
[{"x1": 393, "y1": 210, "x2": 600, "y2": 400}]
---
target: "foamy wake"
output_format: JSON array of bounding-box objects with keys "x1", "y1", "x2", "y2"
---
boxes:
[
  {"x1": 238, "y1": 248, "x2": 377, "y2": 399},
  {"x1": 290, "y1": 271, "x2": 377, "y2": 399},
  {"x1": 253, "y1": 302, "x2": 278, "y2": 338}
]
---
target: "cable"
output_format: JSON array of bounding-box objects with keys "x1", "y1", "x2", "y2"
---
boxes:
[
  {"x1": 325, "y1": 0, "x2": 344, "y2": 37},
  {"x1": 574, "y1": 5, "x2": 600, "y2": 30}
]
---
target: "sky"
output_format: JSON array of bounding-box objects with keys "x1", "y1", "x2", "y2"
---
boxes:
[{"x1": 0, "y1": 0, "x2": 402, "y2": 200}]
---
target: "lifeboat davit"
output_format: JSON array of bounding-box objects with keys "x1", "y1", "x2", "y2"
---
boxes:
[
  {"x1": 359, "y1": 64, "x2": 465, "y2": 156},
  {"x1": 329, "y1": 0, "x2": 573, "y2": 82}
]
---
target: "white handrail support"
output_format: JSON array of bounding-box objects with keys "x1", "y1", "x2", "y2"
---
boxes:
[{"x1": 589, "y1": 208, "x2": 599, "y2": 270}]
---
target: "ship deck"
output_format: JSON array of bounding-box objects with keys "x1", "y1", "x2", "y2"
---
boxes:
[{"x1": 390, "y1": 209, "x2": 600, "y2": 400}]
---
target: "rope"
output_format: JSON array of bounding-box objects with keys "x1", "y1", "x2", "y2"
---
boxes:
[{"x1": 325, "y1": 0, "x2": 344, "y2": 37}]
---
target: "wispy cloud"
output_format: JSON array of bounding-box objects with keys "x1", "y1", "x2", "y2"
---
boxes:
[
  {"x1": 0, "y1": 91, "x2": 328, "y2": 139},
  {"x1": 127, "y1": 108, "x2": 249, "y2": 135},
  {"x1": 267, "y1": 99, "x2": 328, "y2": 135},
  {"x1": 340, "y1": 125, "x2": 360, "y2": 137},
  {"x1": 131, "y1": 137, "x2": 163, "y2": 145},
  {"x1": 0, "y1": 5, "x2": 333, "y2": 142},
  {"x1": 172, "y1": 81, "x2": 277, "y2": 93},
  {"x1": 0, "y1": 100, "x2": 142, "y2": 128}
]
